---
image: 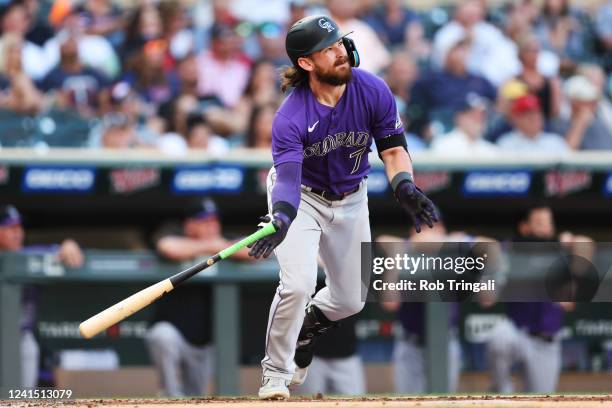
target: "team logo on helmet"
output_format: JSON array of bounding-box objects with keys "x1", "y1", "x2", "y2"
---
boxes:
[{"x1": 318, "y1": 18, "x2": 335, "y2": 33}]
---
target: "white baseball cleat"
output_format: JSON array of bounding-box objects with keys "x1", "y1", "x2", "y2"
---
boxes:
[
  {"x1": 258, "y1": 376, "x2": 290, "y2": 400},
  {"x1": 290, "y1": 366, "x2": 308, "y2": 386}
]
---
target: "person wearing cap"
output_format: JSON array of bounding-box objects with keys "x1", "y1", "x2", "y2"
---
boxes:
[
  {"x1": 407, "y1": 31, "x2": 496, "y2": 138},
  {"x1": 376, "y1": 214, "x2": 499, "y2": 394},
  {"x1": 551, "y1": 75, "x2": 612, "y2": 150},
  {"x1": 431, "y1": 93, "x2": 499, "y2": 156},
  {"x1": 196, "y1": 21, "x2": 252, "y2": 108},
  {"x1": 497, "y1": 94, "x2": 569, "y2": 153},
  {"x1": 484, "y1": 79, "x2": 529, "y2": 143},
  {"x1": 0, "y1": 204, "x2": 84, "y2": 387},
  {"x1": 486, "y1": 204, "x2": 592, "y2": 393},
  {"x1": 146, "y1": 198, "x2": 256, "y2": 397}
]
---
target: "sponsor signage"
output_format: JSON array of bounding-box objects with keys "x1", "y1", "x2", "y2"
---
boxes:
[
  {"x1": 22, "y1": 167, "x2": 96, "y2": 193},
  {"x1": 462, "y1": 171, "x2": 531, "y2": 197},
  {"x1": 172, "y1": 166, "x2": 244, "y2": 193},
  {"x1": 545, "y1": 170, "x2": 591, "y2": 196},
  {"x1": 110, "y1": 168, "x2": 160, "y2": 194}
]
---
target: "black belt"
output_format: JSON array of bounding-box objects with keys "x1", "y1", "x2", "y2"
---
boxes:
[
  {"x1": 306, "y1": 185, "x2": 360, "y2": 201},
  {"x1": 529, "y1": 331, "x2": 555, "y2": 343}
]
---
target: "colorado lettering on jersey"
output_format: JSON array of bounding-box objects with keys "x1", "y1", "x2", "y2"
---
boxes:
[{"x1": 303, "y1": 131, "x2": 369, "y2": 158}]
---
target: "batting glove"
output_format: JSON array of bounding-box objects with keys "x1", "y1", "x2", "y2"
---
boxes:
[
  {"x1": 395, "y1": 180, "x2": 438, "y2": 233},
  {"x1": 248, "y1": 212, "x2": 291, "y2": 259}
]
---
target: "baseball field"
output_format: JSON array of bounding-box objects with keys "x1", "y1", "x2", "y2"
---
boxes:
[{"x1": 4, "y1": 396, "x2": 612, "y2": 408}]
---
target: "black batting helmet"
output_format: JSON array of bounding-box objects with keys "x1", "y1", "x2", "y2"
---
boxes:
[{"x1": 285, "y1": 15, "x2": 360, "y2": 68}]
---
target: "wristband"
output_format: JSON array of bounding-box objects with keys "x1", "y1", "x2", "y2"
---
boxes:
[
  {"x1": 390, "y1": 172, "x2": 414, "y2": 193},
  {"x1": 272, "y1": 201, "x2": 297, "y2": 222}
]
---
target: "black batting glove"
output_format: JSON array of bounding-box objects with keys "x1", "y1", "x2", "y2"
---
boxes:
[
  {"x1": 395, "y1": 180, "x2": 438, "y2": 233},
  {"x1": 248, "y1": 212, "x2": 291, "y2": 259}
]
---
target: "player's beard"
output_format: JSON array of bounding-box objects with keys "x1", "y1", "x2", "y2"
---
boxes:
[{"x1": 313, "y1": 57, "x2": 352, "y2": 86}]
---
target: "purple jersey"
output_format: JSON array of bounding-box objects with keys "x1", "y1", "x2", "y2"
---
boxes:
[
  {"x1": 272, "y1": 68, "x2": 404, "y2": 194},
  {"x1": 507, "y1": 302, "x2": 563, "y2": 335}
]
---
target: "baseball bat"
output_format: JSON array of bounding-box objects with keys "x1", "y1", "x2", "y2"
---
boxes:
[{"x1": 79, "y1": 221, "x2": 277, "y2": 339}]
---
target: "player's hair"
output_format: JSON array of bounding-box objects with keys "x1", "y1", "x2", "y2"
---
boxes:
[{"x1": 280, "y1": 65, "x2": 307, "y2": 92}]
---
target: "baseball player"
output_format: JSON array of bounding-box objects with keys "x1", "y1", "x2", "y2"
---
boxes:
[{"x1": 247, "y1": 15, "x2": 438, "y2": 399}]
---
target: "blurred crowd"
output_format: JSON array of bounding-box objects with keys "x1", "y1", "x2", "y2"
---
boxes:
[{"x1": 0, "y1": 0, "x2": 609, "y2": 153}]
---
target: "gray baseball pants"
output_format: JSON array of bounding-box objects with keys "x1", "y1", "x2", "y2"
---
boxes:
[
  {"x1": 293, "y1": 355, "x2": 366, "y2": 395},
  {"x1": 487, "y1": 319, "x2": 561, "y2": 393},
  {"x1": 392, "y1": 331, "x2": 462, "y2": 393},
  {"x1": 145, "y1": 321, "x2": 214, "y2": 397},
  {"x1": 261, "y1": 167, "x2": 370, "y2": 381}
]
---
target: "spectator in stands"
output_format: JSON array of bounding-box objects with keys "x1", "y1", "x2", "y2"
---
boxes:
[
  {"x1": 431, "y1": 93, "x2": 499, "y2": 155},
  {"x1": 196, "y1": 21, "x2": 251, "y2": 108},
  {"x1": 533, "y1": 0, "x2": 593, "y2": 71},
  {"x1": 46, "y1": 6, "x2": 121, "y2": 80},
  {"x1": 326, "y1": 0, "x2": 390, "y2": 74},
  {"x1": 432, "y1": 0, "x2": 520, "y2": 86},
  {"x1": 231, "y1": 59, "x2": 281, "y2": 137},
  {"x1": 594, "y1": 1, "x2": 612, "y2": 73},
  {"x1": 0, "y1": 0, "x2": 52, "y2": 80},
  {"x1": 157, "y1": 54, "x2": 238, "y2": 138},
  {"x1": 408, "y1": 33, "x2": 496, "y2": 139},
  {"x1": 576, "y1": 64, "x2": 612, "y2": 133},
  {"x1": 293, "y1": 314, "x2": 365, "y2": 396},
  {"x1": 552, "y1": 75, "x2": 612, "y2": 150},
  {"x1": 121, "y1": 39, "x2": 178, "y2": 114},
  {"x1": 288, "y1": 0, "x2": 307, "y2": 26},
  {"x1": 515, "y1": 33, "x2": 561, "y2": 121},
  {"x1": 185, "y1": 115, "x2": 229, "y2": 153},
  {"x1": 254, "y1": 22, "x2": 289, "y2": 68},
  {"x1": 0, "y1": 33, "x2": 44, "y2": 113},
  {"x1": 159, "y1": 1, "x2": 194, "y2": 63},
  {"x1": 497, "y1": 94, "x2": 568, "y2": 152},
  {"x1": 485, "y1": 79, "x2": 529, "y2": 143},
  {"x1": 0, "y1": 204, "x2": 84, "y2": 388},
  {"x1": 38, "y1": 32, "x2": 111, "y2": 117},
  {"x1": 122, "y1": 4, "x2": 163, "y2": 59},
  {"x1": 363, "y1": 0, "x2": 420, "y2": 49},
  {"x1": 99, "y1": 112, "x2": 141, "y2": 149},
  {"x1": 487, "y1": 204, "x2": 593, "y2": 393},
  {"x1": 22, "y1": 0, "x2": 54, "y2": 47},
  {"x1": 146, "y1": 198, "x2": 255, "y2": 397},
  {"x1": 246, "y1": 102, "x2": 277, "y2": 149},
  {"x1": 78, "y1": 0, "x2": 125, "y2": 49},
  {"x1": 384, "y1": 50, "x2": 418, "y2": 104}
]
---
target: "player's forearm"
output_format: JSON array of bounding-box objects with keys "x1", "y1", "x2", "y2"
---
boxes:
[
  {"x1": 380, "y1": 146, "x2": 414, "y2": 183},
  {"x1": 157, "y1": 236, "x2": 224, "y2": 261},
  {"x1": 271, "y1": 162, "x2": 302, "y2": 220}
]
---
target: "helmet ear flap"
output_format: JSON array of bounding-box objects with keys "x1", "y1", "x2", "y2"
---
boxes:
[{"x1": 342, "y1": 37, "x2": 360, "y2": 67}]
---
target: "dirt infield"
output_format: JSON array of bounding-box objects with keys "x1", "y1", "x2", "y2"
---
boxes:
[{"x1": 3, "y1": 395, "x2": 612, "y2": 408}]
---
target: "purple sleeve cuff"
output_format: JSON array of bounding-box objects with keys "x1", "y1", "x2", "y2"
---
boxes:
[{"x1": 271, "y1": 162, "x2": 301, "y2": 220}]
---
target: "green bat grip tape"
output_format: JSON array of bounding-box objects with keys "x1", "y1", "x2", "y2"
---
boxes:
[{"x1": 218, "y1": 222, "x2": 277, "y2": 259}]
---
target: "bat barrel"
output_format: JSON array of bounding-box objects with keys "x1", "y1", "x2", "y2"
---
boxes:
[{"x1": 79, "y1": 279, "x2": 174, "y2": 339}]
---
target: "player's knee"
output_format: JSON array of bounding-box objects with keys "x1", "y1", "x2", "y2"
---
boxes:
[
  {"x1": 146, "y1": 322, "x2": 182, "y2": 350},
  {"x1": 282, "y1": 285, "x2": 316, "y2": 304}
]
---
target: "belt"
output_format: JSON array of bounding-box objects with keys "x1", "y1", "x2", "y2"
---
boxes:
[
  {"x1": 529, "y1": 331, "x2": 555, "y2": 343},
  {"x1": 305, "y1": 185, "x2": 360, "y2": 201}
]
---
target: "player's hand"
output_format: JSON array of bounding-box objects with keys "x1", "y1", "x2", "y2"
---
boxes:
[
  {"x1": 248, "y1": 212, "x2": 291, "y2": 259},
  {"x1": 394, "y1": 180, "x2": 438, "y2": 233}
]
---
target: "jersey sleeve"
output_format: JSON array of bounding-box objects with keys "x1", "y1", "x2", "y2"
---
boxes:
[
  {"x1": 272, "y1": 112, "x2": 304, "y2": 166},
  {"x1": 371, "y1": 81, "x2": 405, "y2": 141}
]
